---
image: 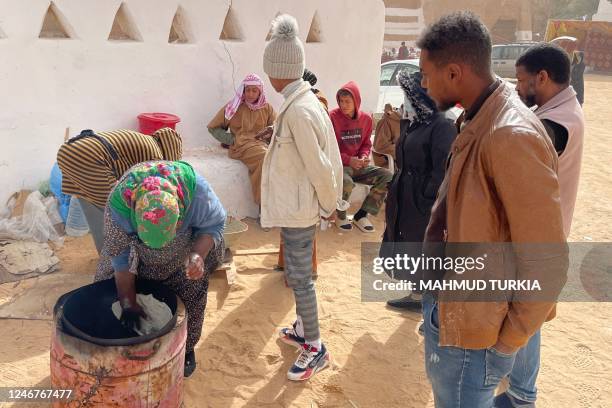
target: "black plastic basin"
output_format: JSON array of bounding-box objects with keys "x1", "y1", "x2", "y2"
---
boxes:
[{"x1": 54, "y1": 278, "x2": 178, "y2": 346}]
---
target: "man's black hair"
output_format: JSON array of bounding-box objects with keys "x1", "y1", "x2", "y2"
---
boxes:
[
  {"x1": 417, "y1": 11, "x2": 492, "y2": 76},
  {"x1": 516, "y1": 43, "x2": 571, "y2": 85}
]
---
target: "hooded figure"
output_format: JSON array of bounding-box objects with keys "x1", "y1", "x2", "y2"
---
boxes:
[
  {"x1": 329, "y1": 81, "x2": 393, "y2": 233},
  {"x1": 384, "y1": 70, "x2": 456, "y2": 243},
  {"x1": 329, "y1": 81, "x2": 373, "y2": 164},
  {"x1": 383, "y1": 71, "x2": 457, "y2": 311}
]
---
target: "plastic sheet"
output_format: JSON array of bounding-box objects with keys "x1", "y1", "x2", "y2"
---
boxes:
[{"x1": 0, "y1": 191, "x2": 63, "y2": 243}]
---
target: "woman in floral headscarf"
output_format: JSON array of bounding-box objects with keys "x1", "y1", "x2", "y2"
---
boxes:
[
  {"x1": 207, "y1": 73, "x2": 276, "y2": 205},
  {"x1": 382, "y1": 71, "x2": 457, "y2": 311},
  {"x1": 95, "y1": 160, "x2": 226, "y2": 378}
]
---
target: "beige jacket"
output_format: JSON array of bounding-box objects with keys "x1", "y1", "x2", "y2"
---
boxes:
[
  {"x1": 260, "y1": 80, "x2": 343, "y2": 228},
  {"x1": 434, "y1": 81, "x2": 568, "y2": 349},
  {"x1": 535, "y1": 86, "x2": 585, "y2": 237}
]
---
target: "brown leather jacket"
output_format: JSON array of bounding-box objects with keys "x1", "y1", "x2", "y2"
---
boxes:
[{"x1": 434, "y1": 82, "x2": 568, "y2": 349}]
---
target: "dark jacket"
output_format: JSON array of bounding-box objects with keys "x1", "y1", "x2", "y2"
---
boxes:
[
  {"x1": 383, "y1": 112, "x2": 456, "y2": 244},
  {"x1": 570, "y1": 60, "x2": 585, "y2": 105}
]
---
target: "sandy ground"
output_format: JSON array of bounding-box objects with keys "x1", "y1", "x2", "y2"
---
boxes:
[{"x1": 1, "y1": 76, "x2": 611, "y2": 408}]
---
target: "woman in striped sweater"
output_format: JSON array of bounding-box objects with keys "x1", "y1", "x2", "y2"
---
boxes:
[{"x1": 57, "y1": 128, "x2": 182, "y2": 253}]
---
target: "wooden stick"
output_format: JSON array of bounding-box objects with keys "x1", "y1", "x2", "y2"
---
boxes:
[{"x1": 234, "y1": 248, "x2": 279, "y2": 256}]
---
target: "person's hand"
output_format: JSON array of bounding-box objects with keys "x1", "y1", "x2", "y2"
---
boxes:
[
  {"x1": 349, "y1": 156, "x2": 364, "y2": 170},
  {"x1": 120, "y1": 302, "x2": 146, "y2": 332},
  {"x1": 322, "y1": 212, "x2": 336, "y2": 222},
  {"x1": 185, "y1": 252, "x2": 205, "y2": 280},
  {"x1": 492, "y1": 340, "x2": 518, "y2": 356},
  {"x1": 360, "y1": 156, "x2": 370, "y2": 166},
  {"x1": 255, "y1": 126, "x2": 274, "y2": 142}
]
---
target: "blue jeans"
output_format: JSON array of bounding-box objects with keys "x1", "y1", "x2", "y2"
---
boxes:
[
  {"x1": 506, "y1": 330, "x2": 540, "y2": 404},
  {"x1": 422, "y1": 294, "x2": 518, "y2": 408}
]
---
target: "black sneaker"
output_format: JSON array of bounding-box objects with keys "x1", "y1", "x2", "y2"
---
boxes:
[
  {"x1": 184, "y1": 350, "x2": 196, "y2": 378},
  {"x1": 493, "y1": 392, "x2": 535, "y2": 408},
  {"x1": 386, "y1": 295, "x2": 422, "y2": 312}
]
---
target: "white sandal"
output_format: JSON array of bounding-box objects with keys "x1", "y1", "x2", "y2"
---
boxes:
[
  {"x1": 336, "y1": 217, "x2": 353, "y2": 230},
  {"x1": 354, "y1": 217, "x2": 375, "y2": 233}
]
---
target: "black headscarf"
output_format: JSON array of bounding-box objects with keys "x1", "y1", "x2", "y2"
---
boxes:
[{"x1": 397, "y1": 70, "x2": 437, "y2": 127}]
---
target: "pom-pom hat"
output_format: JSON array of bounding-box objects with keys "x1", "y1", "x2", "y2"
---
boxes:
[{"x1": 263, "y1": 14, "x2": 305, "y2": 79}]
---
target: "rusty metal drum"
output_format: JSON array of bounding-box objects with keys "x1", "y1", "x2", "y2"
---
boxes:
[{"x1": 50, "y1": 279, "x2": 187, "y2": 407}]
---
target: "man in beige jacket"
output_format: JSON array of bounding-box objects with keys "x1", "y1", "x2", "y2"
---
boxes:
[
  {"x1": 494, "y1": 43, "x2": 585, "y2": 408},
  {"x1": 260, "y1": 14, "x2": 343, "y2": 382},
  {"x1": 416, "y1": 12, "x2": 568, "y2": 407}
]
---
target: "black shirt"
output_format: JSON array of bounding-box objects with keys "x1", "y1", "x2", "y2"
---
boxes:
[{"x1": 541, "y1": 119, "x2": 568, "y2": 156}]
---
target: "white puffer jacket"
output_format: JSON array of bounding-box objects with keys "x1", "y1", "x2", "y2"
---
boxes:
[{"x1": 260, "y1": 81, "x2": 343, "y2": 228}]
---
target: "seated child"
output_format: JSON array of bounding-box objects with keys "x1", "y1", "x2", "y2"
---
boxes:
[{"x1": 329, "y1": 81, "x2": 393, "y2": 232}]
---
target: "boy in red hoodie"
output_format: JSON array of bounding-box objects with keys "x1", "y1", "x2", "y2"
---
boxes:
[{"x1": 329, "y1": 81, "x2": 393, "y2": 232}]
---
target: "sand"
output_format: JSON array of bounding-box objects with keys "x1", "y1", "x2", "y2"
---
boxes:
[{"x1": 0, "y1": 76, "x2": 611, "y2": 408}]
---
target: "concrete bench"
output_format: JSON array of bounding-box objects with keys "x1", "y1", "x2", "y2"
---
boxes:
[{"x1": 184, "y1": 146, "x2": 370, "y2": 220}]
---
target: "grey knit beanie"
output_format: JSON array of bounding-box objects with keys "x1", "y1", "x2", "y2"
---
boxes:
[{"x1": 263, "y1": 14, "x2": 305, "y2": 79}]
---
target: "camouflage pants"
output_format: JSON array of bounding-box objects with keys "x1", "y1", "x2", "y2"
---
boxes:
[{"x1": 339, "y1": 166, "x2": 393, "y2": 218}]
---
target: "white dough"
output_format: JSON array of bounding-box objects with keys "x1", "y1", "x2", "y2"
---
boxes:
[{"x1": 111, "y1": 293, "x2": 173, "y2": 336}]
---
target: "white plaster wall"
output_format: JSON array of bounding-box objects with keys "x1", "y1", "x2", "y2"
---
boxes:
[
  {"x1": 594, "y1": 0, "x2": 612, "y2": 21},
  {"x1": 0, "y1": 0, "x2": 385, "y2": 213}
]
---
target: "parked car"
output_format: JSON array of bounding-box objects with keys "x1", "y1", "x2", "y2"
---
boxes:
[
  {"x1": 377, "y1": 59, "x2": 462, "y2": 120},
  {"x1": 492, "y1": 42, "x2": 538, "y2": 78},
  {"x1": 377, "y1": 59, "x2": 420, "y2": 113}
]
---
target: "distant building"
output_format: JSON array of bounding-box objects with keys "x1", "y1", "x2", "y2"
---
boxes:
[
  {"x1": 382, "y1": 0, "x2": 425, "y2": 50},
  {"x1": 383, "y1": 0, "x2": 533, "y2": 50}
]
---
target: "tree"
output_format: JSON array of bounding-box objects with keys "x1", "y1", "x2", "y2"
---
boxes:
[{"x1": 549, "y1": 0, "x2": 600, "y2": 20}]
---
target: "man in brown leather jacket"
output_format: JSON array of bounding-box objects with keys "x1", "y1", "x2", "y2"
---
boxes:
[{"x1": 416, "y1": 12, "x2": 568, "y2": 407}]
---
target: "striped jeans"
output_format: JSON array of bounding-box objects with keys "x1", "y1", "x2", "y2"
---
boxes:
[{"x1": 281, "y1": 226, "x2": 320, "y2": 343}]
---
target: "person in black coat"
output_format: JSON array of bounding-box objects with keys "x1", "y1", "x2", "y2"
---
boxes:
[
  {"x1": 383, "y1": 71, "x2": 457, "y2": 311},
  {"x1": 570, "y1": 51, "x2": 585, "y2": 106}
]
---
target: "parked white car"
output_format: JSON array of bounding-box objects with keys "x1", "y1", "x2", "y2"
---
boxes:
[
  {"x1": 377, "y1": 59, "x2": 462, "y2": 120},
  {"x1": 492, "y1": 43, "x2": 537, "y2": 79},
  {"x1": 377, "y1": 59, "x2": 420, "y2": 113}
]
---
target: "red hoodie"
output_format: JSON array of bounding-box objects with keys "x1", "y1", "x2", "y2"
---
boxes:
[{"x1": 329, "y1": 81, "x2": 373, "y2": 166}]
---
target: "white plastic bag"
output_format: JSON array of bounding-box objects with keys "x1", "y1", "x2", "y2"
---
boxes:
[{"x1": 0, "y1": 191, "x2": 63, "y2": 243}]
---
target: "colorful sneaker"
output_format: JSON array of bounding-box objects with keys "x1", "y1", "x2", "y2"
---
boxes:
[
  {"x1": 287, "y1": 343, "x2": 330, "y2": 381},
  {"x1": 279, "y1": 324, "x2": 306, "y2": 348}
]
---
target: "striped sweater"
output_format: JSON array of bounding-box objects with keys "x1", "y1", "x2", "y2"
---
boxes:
[{"x1": 57, "y1": 128, "x2": 182, "y2": 207}]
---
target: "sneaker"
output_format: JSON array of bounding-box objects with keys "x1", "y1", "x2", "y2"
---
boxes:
[
  {"x1": 184, "y1": 350, "x2": 196, "y2": 378},
  {"x1": 279, "y1": 324, "x2": 305, "y2": 348},
  {"x1": 287, "y1": 343, "x2": 330, "y2": 381},
  {"x1": 386, "y1": 295, "x2": 422, "y2": 312},
  {"x1": 493, "y1": 392, "x2": 535, "y2": 408}
]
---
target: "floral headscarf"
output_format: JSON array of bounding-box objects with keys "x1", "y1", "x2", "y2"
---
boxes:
[
  {"x1": 397, "y1": 70, "x2": 438, "y2": 128},
  {"x1": 224, "y1": 73, "x2": 268, "y2": 121},
  {"x1": 109, "y1": 161, "x2": 196, "y2": 249}
]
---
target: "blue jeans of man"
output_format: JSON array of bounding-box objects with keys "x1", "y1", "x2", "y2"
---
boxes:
[
  {"x1": 422, "y1": 294, "x2": 519, "y2": 408},
  {"x1": 505, "y1": 330, "x2": 540, "y2": 404}
]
